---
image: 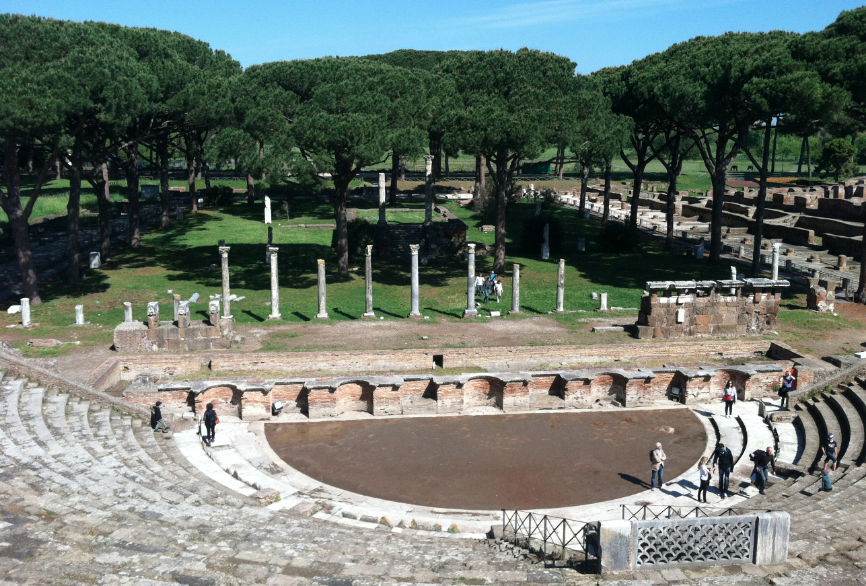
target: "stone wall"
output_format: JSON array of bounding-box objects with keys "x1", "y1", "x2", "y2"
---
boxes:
[
  {"x1": 124, "y1": 361, "x2": 804, "y2": 421},
  {"x1": 113, "y1": 319, "x2": 231, "y2": 353},
  {"x1": 636, "y1": 279, "x2": 789, "y2": 340}
]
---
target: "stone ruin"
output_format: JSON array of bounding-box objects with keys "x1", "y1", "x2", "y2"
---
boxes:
[
  {"x1": 113, "y1": 300, "x2": 232, "y2": 352},
  {"x1": 635, "y1": 278, "x2": 789, "y2": 339}
]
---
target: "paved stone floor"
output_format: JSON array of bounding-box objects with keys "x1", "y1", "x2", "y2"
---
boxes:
[{"x1": 264, "y1": 409, "x2": 705, "y2": 510}]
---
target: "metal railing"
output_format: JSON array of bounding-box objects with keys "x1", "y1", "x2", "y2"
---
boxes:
[
  {"x1": 621, "y1": 504, "x2": 774, "y2": 521},
  {"x1": 502, "y1": 510, "x2": 599, "y2": 572}
]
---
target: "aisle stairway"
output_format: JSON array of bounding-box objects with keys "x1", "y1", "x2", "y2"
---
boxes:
[{"x1": 0, "y1": 374, "x2": 543, "y2": 585}]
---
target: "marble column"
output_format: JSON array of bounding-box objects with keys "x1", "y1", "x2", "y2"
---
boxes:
[
  {"x1": 123, "y1": 302, "x2": 133, "y2": 323},
  {"x1": 771, "y1": 242, "x2": 781, "y2": 280},
  {"x1": 363, "y1": 245, "x2": 376, "y2": 318},
  {"x1": 555, "y1": 259, "x2": 565, "y2": 312},
  {"x1": 424, "y1": 155, "x2": 434, "y2": 225},
  {"x1": 75, "y1": 305, "x2": 85, "y2": 325},
  {"x1": 177, "y1": 300, "x2": 190, "y2": 328},
  {"x1": 89, "y1": 252, "x2": 101, "y2": 268},
  {"x1": 315, "y1": 259, "x2": 329, "y2": 319},
  {"x1": 510, "y1": 263, "x2": 521, "y2": 314},
  {"x1": 219, "y1": 246, "x2": 232, "y2": 319},
  {"x1": 173, "y1": 294, "x2": 181, "y2": 321},
  {"x1": 20, "y1": 298, "x2": 30, "y2": 327},
  {"x1": 147, "y1": 302, "x2": 159, "y2": 329},
  {"x1": 408, "y1": 245, "x2": 422, "y2": 317},
  {"x1": 463, "y1": 244, "x2": 478, "y2": 318},
  {"x1": 264, "y1": 196, "x2": 272, "y2": 225},
  {"x1": 378, "y1": 173, "x2": 387, "y2": 225},
  {"x1": 600, "y1": 292, "x2": 608, "y2": 311},
  {"x1": 268, "y1": 246, "x2": 281, "y2": 319},
  {"x1": 730, "y1": 265, "x2": 738, "y2": 281}
]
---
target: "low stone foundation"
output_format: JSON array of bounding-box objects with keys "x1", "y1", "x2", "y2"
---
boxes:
[
  {"x1": 636, "y1": 279, "x2": 788, "y2": 339},
  {"x1": 123, "y1": 361, "x2": 804, "y2": 420}
]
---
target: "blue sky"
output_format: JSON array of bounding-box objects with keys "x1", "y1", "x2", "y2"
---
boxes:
[{"x1": 6, "y1": 0, "x2": 864, "y2": 73}]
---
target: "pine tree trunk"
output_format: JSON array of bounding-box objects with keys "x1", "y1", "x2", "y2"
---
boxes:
[
  {"x1": 95, "y1": 162, "x2": 112, "y2": 263},
  {"x1": 2, "y1": 138, "x2": 41, "y2": 303},
  {"x1": 445, "y1": 154, "x2": 450, "y2": 179},
  {"x1": 666, "y1": 176, "x2": 677, "y2": 244},
  {"x1": 557, "y1": 145, "x2": 565, "y2": 180},
  {"x1": 126, "y1": 144, "x2": 141, "y2": 247},
  {"x1": 807, "y1": 138, "x2": 812, "y2": 179},
  {"x1": 399, "y1": 155, "x2": 406, "y2": 181},
  {"x1": 158, "y1": 137, "x2": 170, "y2": 228},
  {"x1": 857, "y1": 218, "x2": 866, "y2": 302},
  {"x1": 203, "y1": 162, "x2": 212, "y2": 192},
  {"x1": 479, "y1": 155, "x2": 486, "y2": 191},
  {"x1": 630, "y1": 166, "x2": 644, "y2": 229},
  {"x1": 797, "y1": 135, "x2": 806, "y2": 175},
  {"x1": 751, "y1": 120, "x2": 774, "y2": 276},
  {"x1": 578, "y1": 164, "x2": 589, "y2": 216},
  {"x1": 493, "y1": 150, "x2": 508, "y2": 275},
  {"x1": 187, "y1": 148, "x2": 197, "y2": 213},
  {"x1": 67, "y1": 137, "x2": 83, "y2": 285},
  {"x1": 770, "y1": 125, "x2": 778, "y2": 174},
  {"x1": 55, "y1": 158, "x2": 62, "y2": 181},
  {"x1": 246, "y1": 174, "x2": 255, "y2": 204},
  {"x1": 602, "y1": 163, "x2": 611, "y2": 224},
  {"x1": 390, "y1": 152, "x2": 399, "y2": 206},
  {"x1": 333, "y1": 159, "x2": 352, "y2": 277}
]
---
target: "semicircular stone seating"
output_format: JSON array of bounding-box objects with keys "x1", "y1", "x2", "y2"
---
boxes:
[
  {"x1": 0, "y1": 373, "x2": 544, "y2": 585},
  {"x1": 5, "y1": 366, "x2": 866, "y2": 583}
]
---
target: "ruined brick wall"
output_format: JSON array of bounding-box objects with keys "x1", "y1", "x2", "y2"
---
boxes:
[
  {"x1": 636, "y1": 281, "x2": 786, "y2": 340},
  {"x1": 113, "y1": 320, "x2": 230, "y2": 353}
]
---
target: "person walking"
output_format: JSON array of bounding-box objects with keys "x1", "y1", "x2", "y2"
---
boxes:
[
  {"x1": 151, "y1": 401, "x2": 170, "y2": 433},
  {"x1": 750, "y1": 446, "x2": 776, "y2": 495},
  {"x1": 779, "y1": 370, "x2": 795, "y2": 409},
  {"x1": 483, "y1": 278, "x2": 492, "y2": 303},
  {"x1": 475, "y1": 275, "x2": 484, "y2": 297},
  {"x1": 650, "y1": 442, "x2": 666, "y2": 490},
  {"x1": 204, "y1": 402, "x2": 218, "y2": 444},
  {"x1": 823, "y1": 433, "x2": 839, "y2": 472},
  {"x1": 722, "y1": 380, "x2": 737, "y2": 418},
  {"x1": 696, "y1": 457, "x2": 714, "y2": 503},
  {"x1": 712, "y1": 442, "x2": 735, "y2": 498}
]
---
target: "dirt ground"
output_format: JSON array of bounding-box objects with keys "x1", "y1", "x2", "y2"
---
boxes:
[{"x1": 264, "y1": 409, "x2": 705, "y2": 510}]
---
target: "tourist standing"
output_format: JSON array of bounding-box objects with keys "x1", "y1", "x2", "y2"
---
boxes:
[
  {"x1": 823, "y1": 433, "x2": 839, "y2": 472},
  {"x1": 650, "y1": 442, "x2": 666, "y2": 490},
  {"x1": 475, "y1": 275, "x2": 484, "y2": 297},
  {"x1": 712, "y1": 442, "x2": 735, "y2": 498},
  {"x1": 151, "y1": 401, "x2": 170, "y2": 434},
  {"x1": 722, "y1": 381, "x2": 737, "y2": 418},
  {"x1": 696, "y1": 457, "x2": 714, "y2": 503},
  {"x1": 779, "y1": 370, "x2": 795, "y2": 409},
  {"x1": 204, "y1": 403, "x2": 218, "y2": 443}
]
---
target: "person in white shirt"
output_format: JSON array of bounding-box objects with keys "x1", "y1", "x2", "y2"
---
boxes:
[{"x1": 697, "y1": 456, "x2": 715, "y2": 503}]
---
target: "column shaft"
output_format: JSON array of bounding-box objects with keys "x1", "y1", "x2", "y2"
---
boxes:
[
  {"x1": 219, "y1": 246, "x2": 232, "y2": 318},
  {"x1": 511, "y1": 263, "x2": 521, "y2": 314},
  {"x1": 316, "y1": 259, "x2": 329, "y2": 319},
  {"x1": 268, "y1": 246, "x2": 281, "y2": 319}
]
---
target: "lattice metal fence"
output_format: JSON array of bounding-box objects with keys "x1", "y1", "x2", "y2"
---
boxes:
[
  {"x1": 632, "y1": 514, "x2": 757, "y2": 569},
  {"x1": 501, "y1": 510, "x2": 599, "y2": 572}
]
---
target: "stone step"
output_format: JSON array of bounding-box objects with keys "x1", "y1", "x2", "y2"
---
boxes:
[
  {"x1": 794, "y1": 404, "x2": 823, "y2": 471},
  {"x1": 826, "y1": 390, "x2": 864, "y2": 465}
]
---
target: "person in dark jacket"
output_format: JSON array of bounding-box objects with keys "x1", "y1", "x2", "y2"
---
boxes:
[
  {"x1": 751, "y1": 447, "x2": 776, "y2": 495},
  {"x1": 712, "y1": 442, "x2": 735, "y2": 497},
  {"x1": 204, "y1": 403, "x2": 217, "y2": 442},
  {"x1": 152, "y1": 401, "x2": 169, "y2": 433}
]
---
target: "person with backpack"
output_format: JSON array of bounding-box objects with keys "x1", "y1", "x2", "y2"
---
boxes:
[
  {"x1": 650, "y1": 442, "x2": 666, "y2": 490},
  {"x1": 151, "y1": 401, "x2": 170, "y2": 434},
  {"x1": 722, "y1": 381, "x2": 737, "y2": 418},
  {"x1": 712, "y1": 442, "x2": 735, "y2": 498},
  {"x1": 779, "y1": 370, "x2": 795, "y2": 409},
  {"x1": 750, "y1": 446, "x2": 775, "y2": 495},
  {"x1": 204, "y1": 402, "x2": 218, "y2": 443}
]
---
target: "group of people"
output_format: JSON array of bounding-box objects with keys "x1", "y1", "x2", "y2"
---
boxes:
[
  {"x1": 474, "y1": 272, "x2": 501, "y2": 304},
  {"x1": 151, "y1": 400, "x2": 219, "y2": 445}
]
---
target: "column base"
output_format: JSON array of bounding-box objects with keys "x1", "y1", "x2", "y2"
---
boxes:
[
  {"x1": 315, "y1": 313, "x2": 329, "y2": 319},
  {"x1": 508, "y1": 309, "x2": 521, "y2": 315},
  {"x1": 267, "y1": 313, "x2": 282, "y2": 320},
  {"x1": 362, "y1": 312, "x2": 377, "y2": 319},
  {"x1": 407, "y1": 312, "x2": 423, "y2": 319},
  {"x1": 462, "y1": 308, "x2": 479, "y2": 318}
]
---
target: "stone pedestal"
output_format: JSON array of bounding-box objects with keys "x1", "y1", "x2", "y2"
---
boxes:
[
  {"x1": 173, "y1": 294, "x2": 181, "y2": 321},
  {"x1": 363, "y1": 245, "x2": 376, "y2": 318},
  {"x1": 315, "y1": 259, "x2": 329, "y2": 319},
  {"x1": 738, "y1": 246, "x2": 746, "y2": 259},
  {"x1": 147, "y1": 302, "x2": 159, "y2": 329},
  {"x1": 838, "y1": 255, "x2": 849, "y2": 271},
  {"x1": 463, "y1": 244, "x2": 478, "y2": 318},
  {"x1": 123, "y1": 302, "x2": 133, "y2": 323},
  {"x1": 21, "y1": 298, "x2": 31, "y2": 327},
  {"x1": 219, "y1": 246, "x2": 232, "y2": 320},
  {"x1": 268, "y1": 246, "x2": 281, "y2": 319},
  {"x1": 208, "y1": 300, "x2": 220, "y2": 326},
  {"x1": 377, "y1": 173, "x2": 387, "y2": 225},
  {"x1": 555, "y1": 259, "x2": 565, "y2": 313},
  {"x1": 510, "y1": 263, "x2": 521, "y2": 314},
  {"x1": 771, "y1": 243, "x2": 781, "y2": 280},
  {"x1": 409, "y1": 244, "x2": 422, "y2": 317},
  {"x1": 600, "y1": 292, "x2": 608, "y2": 312},
  {"x1": 74, "y1": 305, "x2": 85, "y2": 325},
  {"x1": 89, "y1": 252, "x2": 101, "y2": 269},
  {"x1": 424, "y1": 155, "x2": 434, "y2": 226},
  {"x1": 177, "y1": 300, "x2": 190, "y2": 328}
]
